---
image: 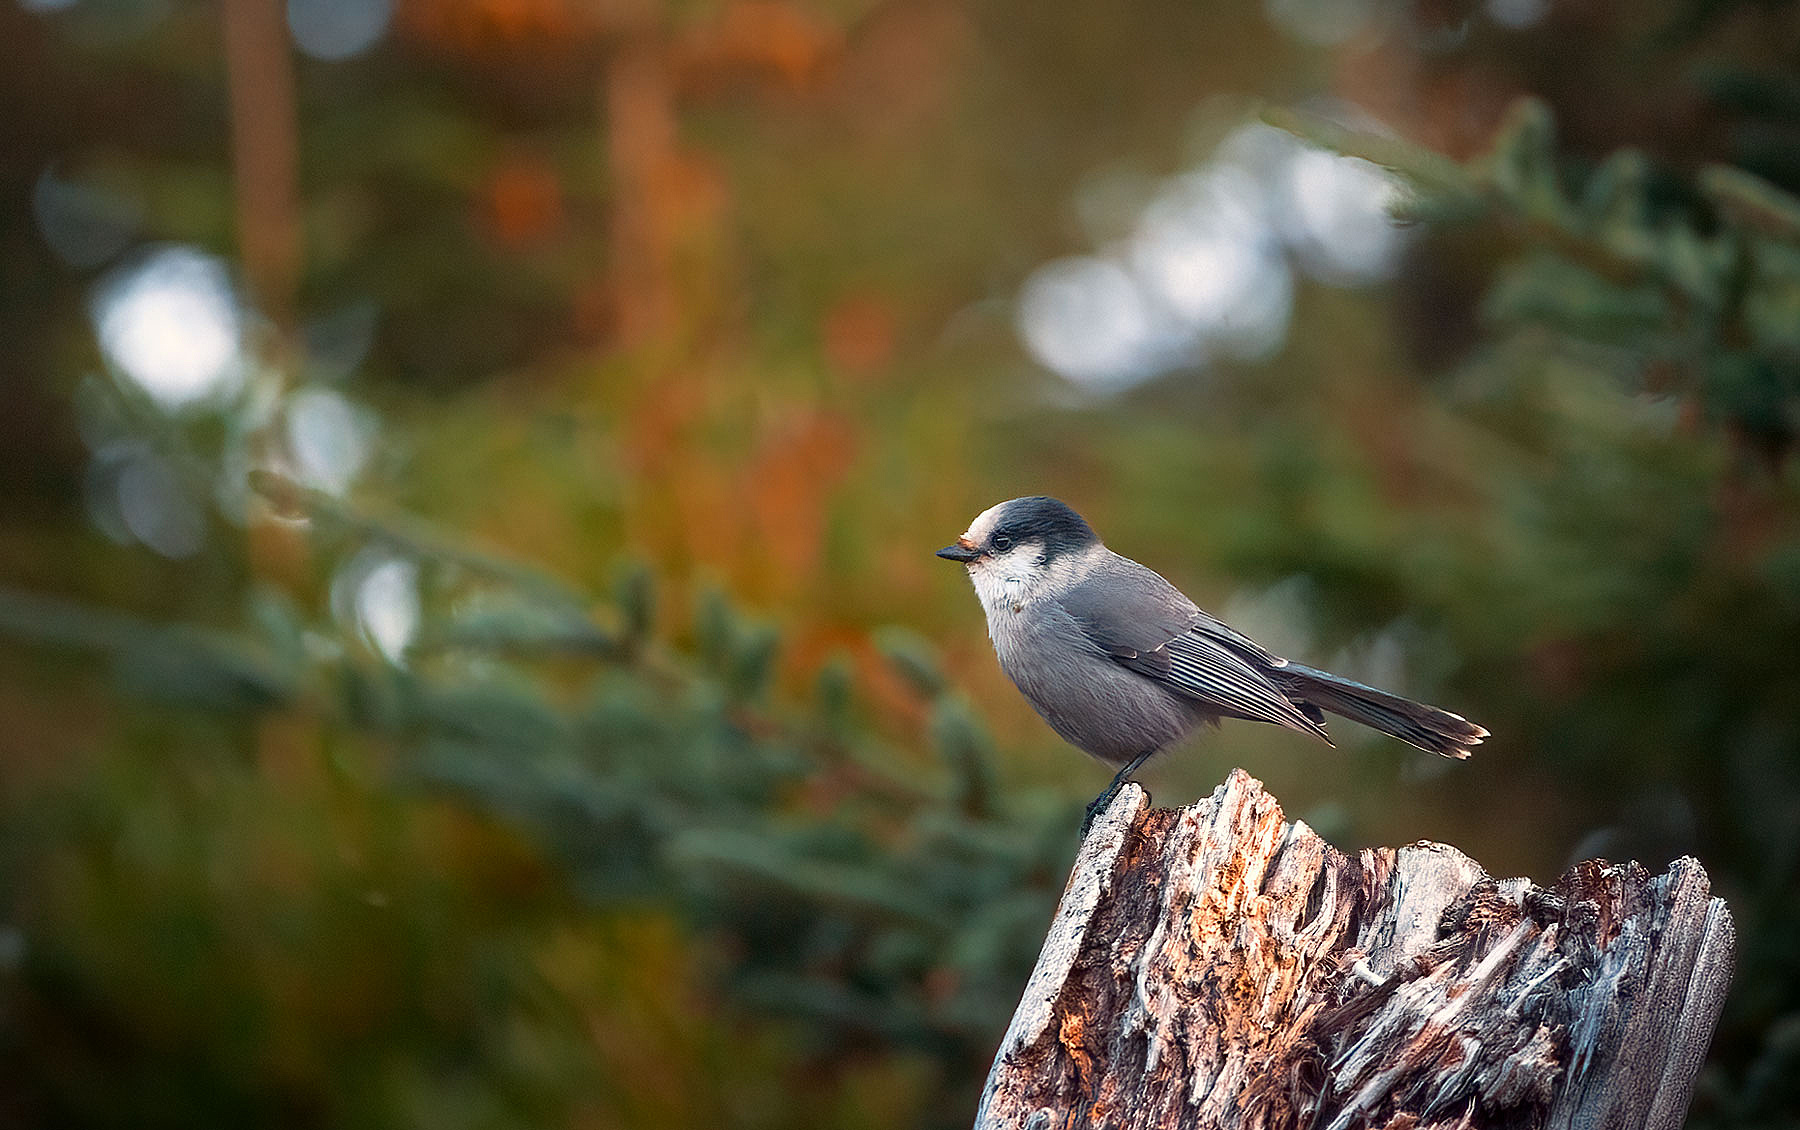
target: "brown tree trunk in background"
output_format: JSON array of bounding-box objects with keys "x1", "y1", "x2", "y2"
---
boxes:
[
  {"x1": 221, "y1": 0, "x2": 308, "y2": 779},
  {"x1": 602, "y1": 29, "x2": 681, "y2": 347},
  {"x1": 221, "y1": 0, "x2": 301, "y2": 331},
  {"x1": 977, "y1": 769, "x2": 1735, "y2": 1130}
]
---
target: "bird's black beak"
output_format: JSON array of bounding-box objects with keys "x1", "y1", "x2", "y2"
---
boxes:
[{"x1": 936, "y1": 541, "x2": 981, "y2": 563}]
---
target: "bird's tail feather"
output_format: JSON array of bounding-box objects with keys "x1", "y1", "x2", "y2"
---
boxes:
[{"x1": 1269, "y1": 663, "x2": 1487, "y2": 759}]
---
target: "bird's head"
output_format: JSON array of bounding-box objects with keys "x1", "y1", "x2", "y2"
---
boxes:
[{"x1": 936, "y1": 496, "x2": 1100, "y2": 577}]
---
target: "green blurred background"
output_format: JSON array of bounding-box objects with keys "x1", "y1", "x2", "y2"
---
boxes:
[{"x1": 2, "y1": 0, "x2": 1799, "y2": 1125}]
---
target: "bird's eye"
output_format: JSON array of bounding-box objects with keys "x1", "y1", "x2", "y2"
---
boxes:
[{"x1": 991, "y1": 533, "x2": 1013, "y2": 552}]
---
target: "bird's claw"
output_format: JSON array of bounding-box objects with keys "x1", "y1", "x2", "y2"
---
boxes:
[
  {"x1": 1080, "y1": 751, "x2": 1156, "y2": 837},
  {"x1": 1080, "y1": 782, "x2": 1126, "y2": 836},
  {"x1": 1079, "y1": 793, "x2": 1110, "y2": 836}
]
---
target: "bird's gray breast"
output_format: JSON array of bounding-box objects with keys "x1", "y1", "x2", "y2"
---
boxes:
[{"x1": 989, "y1": 597, "x2": 1210, "y2": 764}]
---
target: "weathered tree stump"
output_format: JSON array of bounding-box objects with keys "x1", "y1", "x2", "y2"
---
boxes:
[{"x1": 976, "y1": 769, "x2": 1735, "y2": 1130}]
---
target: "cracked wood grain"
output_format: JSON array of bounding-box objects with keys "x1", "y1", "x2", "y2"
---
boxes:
[{"x1": 975, "y1": 769, "x2": 1735, "y2": 1130}]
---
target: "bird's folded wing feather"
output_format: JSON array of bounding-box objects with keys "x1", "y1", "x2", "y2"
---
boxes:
[
  {"x1": 1156, "y1": 633, "x2": 1329, "y2": 737},
  {"x1": 1055, "y1": 558, "x2": 1329, "y2": 740}
]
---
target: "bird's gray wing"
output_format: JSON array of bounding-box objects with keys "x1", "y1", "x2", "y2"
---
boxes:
[
  {"x1": 1189, "y1": 608, "x2": 1282, "y2": 666},
  {"x1": 1056, "y1": 557, "x2": 1330, "y2": 740},
  {"x1": 1158, "y1": 632, "x2": 1330, "y2": 738}
]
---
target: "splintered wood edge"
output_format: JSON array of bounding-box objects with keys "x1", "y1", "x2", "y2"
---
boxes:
[
  {"x1": 975, "y1": 767, "x2": 1737, "y2": 1130},
  {"x1": 989, "y1": 783, "x2": 1148, "y2": 1060}
]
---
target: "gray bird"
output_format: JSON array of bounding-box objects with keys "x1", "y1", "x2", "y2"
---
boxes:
[{"x1": 936, "y1": 497, "x2": 1487, "y2": 827}]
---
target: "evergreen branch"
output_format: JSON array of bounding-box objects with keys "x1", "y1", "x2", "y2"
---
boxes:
[
  {"x1": 1700, "y1": 165, "x2": 1800, "y2": 243},
  {"x1": 249, "y1": 469, "x2": 592, "y2": 613},
  {"x1": 0, "y1": 586, "x2": 296, "y2": 711},
  {"x1": 1257, "y1": 106, "x2": 1479, "y2": 203},
  {"x1": 0, "y1": 586, "x2": 151, "y2": 653},
  {"x1": 1270, "y1": 98, "x2": 1745, "y2": 328},
  {"x1": 666, "y1": 827, "x2": 951, "y2": 930}
]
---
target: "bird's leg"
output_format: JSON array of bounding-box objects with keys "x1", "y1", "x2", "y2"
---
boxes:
[{"x1": 1081, "y1": 749, "x2": 1158, "y2": 834}]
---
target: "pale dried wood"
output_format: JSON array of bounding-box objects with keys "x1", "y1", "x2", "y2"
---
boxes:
[{"x1": 975, "y1": 769, "x2": 1735, "y2": 1130}]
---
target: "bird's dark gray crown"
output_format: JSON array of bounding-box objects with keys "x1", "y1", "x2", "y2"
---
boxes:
[{"x1": 990, "y1": 496, "x2": 1099, "y2": 561}]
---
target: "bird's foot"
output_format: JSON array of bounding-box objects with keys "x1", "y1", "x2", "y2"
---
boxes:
[
  {"x1": 1079, "y1": 789, "x2": 1116, "y2": 836},
  {"x1": 1079, "y1": 750, "x2": 1159, "y2": 837}
]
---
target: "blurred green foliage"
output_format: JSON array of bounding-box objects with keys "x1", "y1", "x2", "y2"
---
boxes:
[
  {"x1": 4, "y1": 0, "x2": 1800, "y2": 1127},
  {"x1": 0, "y1": 503, "x2": 1076, "y2": 1127}
]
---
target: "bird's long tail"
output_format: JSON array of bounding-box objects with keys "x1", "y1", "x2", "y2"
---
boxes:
[{"x1": 1268, "y1": 663, "x2": 1487, "y2": 759}]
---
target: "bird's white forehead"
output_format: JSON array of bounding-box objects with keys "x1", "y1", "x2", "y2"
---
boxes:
[{"x1": 962, "y1": 501, "x2": 1011, "y2": 544}]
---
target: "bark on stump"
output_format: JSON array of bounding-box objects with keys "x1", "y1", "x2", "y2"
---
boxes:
[{"x1": 976, "y1": 769, "x2": 1735, "y2": 1130}]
